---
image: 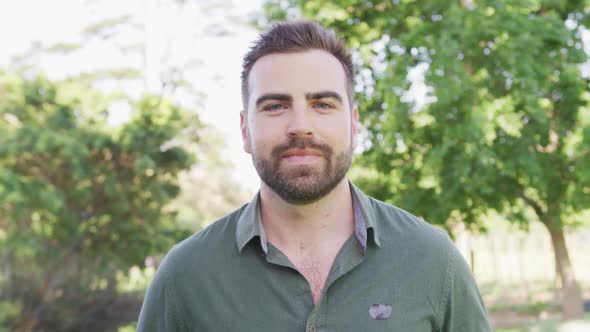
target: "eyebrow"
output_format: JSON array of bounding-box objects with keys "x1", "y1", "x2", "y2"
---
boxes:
[
  {"x1": 305, "y1": 91, "x2": 343, "y2": 104},
  {"x1": 255, "y1": 93, "x2": 292, "y2": 108},
  {"x1": 254, "y1": 91, "x2": 344, "y2": 108}
]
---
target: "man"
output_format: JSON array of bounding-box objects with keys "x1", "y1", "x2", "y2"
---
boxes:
[{"x1": 137, "y1": 20, "x2": 492, "y2": 331}]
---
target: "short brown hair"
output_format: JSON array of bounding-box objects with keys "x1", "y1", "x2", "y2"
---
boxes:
[{"x1": 241, "y1": 20, "x2": 354, "y2": 111}]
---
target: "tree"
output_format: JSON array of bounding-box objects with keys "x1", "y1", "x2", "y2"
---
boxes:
[
  {"x1": 264, "y1": 0, "x2": 590, "y2": 319},
  {"x1": 1, "y1": 1, "x2": 258, "y2": 328},
  {"x1": 6, "y1": 0, "x2": 255, "y2": 230},
  {"x1": 8, "y1": 0, "x2": 243, "y2": 101},
  {"x1": 0, "y1": 72, "x2": 199, "y2": 331},
  {"x1": 169, "y1": 127, "x2": 252, "y2": 231}
]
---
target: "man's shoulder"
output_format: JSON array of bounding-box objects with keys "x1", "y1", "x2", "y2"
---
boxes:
[
  {"x1": 366, "y1": 195, "x2": 453, "y2": 249},
  {"x1": 163, "y1": 203, "x2": 248, "y2": 268},
  {"x1": 365, "y1": 196, "x2": 491, "y2": 331}
]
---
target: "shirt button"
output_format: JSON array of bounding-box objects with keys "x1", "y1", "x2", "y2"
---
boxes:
[{"x1": 308, "y1": 325, "x2": 317, "y2": 332}]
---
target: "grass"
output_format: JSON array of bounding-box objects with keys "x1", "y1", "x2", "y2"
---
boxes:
[
  {"x1": 482, "y1": 280, "x2": 590, "y2": 331},
  {"x1": 488, "y1": 301, "x2": 561, "y2": 316},
  {"x1": 496, "y1": 314, "x2": 590, "y2": 332}
]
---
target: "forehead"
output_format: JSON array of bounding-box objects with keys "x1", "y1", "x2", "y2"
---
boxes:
[{"x1": 247, "y1": 50, "x2": 349, "y2": 103}]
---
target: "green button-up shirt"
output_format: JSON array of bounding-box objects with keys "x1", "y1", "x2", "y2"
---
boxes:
[{"x1": 137, "y1": 183, "x2": 492, "y2": 331}]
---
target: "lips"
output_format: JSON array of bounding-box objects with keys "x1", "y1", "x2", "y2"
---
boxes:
[
  {"x1": 270, "y1": 137, "x2": 333, "y2": 163},
  {"x1": 282, "y1": 149, "x2": 323, "y2": 158}
]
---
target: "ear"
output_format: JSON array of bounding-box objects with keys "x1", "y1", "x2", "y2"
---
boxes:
[
  {"x1": 240, "y1": 110, "x2": 251, "y2": 154},
  {"x1": 351, "y1": 107, "x2": 359, "y2": 150}
]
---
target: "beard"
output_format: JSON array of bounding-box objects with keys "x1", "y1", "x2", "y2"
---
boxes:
[{"x1": 250, "y1": 135, "x2": 352, "y2": 205}]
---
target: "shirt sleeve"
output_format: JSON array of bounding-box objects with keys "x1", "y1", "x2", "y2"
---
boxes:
[
  {"x1": 439, "y1": 244, "x2": 493, "y2": 332},
  {"x1": 136, "y1": 247, "x2": 186, "y2": 332}
]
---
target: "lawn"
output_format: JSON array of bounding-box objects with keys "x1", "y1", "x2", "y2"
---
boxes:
[
  {"x1": 496, "y1": 314, "x2": 590, "y2": 332},
  {"x1": 481, "y1": 279, "x2": 590, "y2": 331}
]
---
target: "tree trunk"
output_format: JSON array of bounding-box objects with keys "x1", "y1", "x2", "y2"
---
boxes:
[{"x1": 544, "y1": 223, "x2": 584, "y2": 319}]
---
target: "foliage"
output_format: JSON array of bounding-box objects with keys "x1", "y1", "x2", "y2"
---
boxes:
[
  {"x1": 117, "y1": 323, "x2": 137, "y2": 332},
  {"x1": 263, "y1": 0, "x2": 590, "y2": 318},
  {"x1": 1, "y1": 2, "x2": 258, "y2": 329},
  {"x1": 0, "y1": 301, "x2": 21, "y2": 332},
  {"x1": 268, "y1": 0, "x2": 589, "y2": 227},
  {"x1": 169, "y1": 126, "x2": 253, "y2": 231},
  {"x1": 116, "y1": 265, "x2": 156, "y2": 294},
  {"x1": 0, "y1": 72, "x2": 198, "y2": 331}
]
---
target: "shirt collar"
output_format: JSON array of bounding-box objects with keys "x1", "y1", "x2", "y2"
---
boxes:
[
  {"x1": 349, "y1": 181, "x2": 381, "y2": 247},
  {"x1": 235, "y1": 192, "x2": 261, "y2": 253},
  {"x1": 235, "y1": 181, "x2": 381, "y2": 254}
]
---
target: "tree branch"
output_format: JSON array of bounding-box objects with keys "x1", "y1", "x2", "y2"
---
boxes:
[{"x1": 519, "y1": 191, "x2": 545, "y2": 218}]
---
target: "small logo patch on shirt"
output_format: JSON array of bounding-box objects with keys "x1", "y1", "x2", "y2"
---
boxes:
[{"x1": 369, "y1": 304, "x2": 392, "y2": 320}]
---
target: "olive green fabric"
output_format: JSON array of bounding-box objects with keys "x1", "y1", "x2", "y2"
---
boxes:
[{"x1": 137, "y1": 183, "x2": 492, "y2": 331}]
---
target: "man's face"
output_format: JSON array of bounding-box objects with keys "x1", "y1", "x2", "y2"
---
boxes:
[{"x1": 241, "y1": 50, "x2": 358, "y2": 204}]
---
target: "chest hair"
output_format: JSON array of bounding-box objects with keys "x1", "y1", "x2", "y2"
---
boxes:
[{"x1": 294, "y1": 255, "x2": 332, "y2": 304}]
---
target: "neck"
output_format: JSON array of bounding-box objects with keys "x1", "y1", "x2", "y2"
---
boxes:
[{"x1": 259, "y1": 178, "x2": 355, "y2": 251}]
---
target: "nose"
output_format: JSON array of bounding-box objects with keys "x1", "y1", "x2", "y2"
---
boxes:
[{"x1": 287, "y1": 103, "x2": 313, "y2": 138}]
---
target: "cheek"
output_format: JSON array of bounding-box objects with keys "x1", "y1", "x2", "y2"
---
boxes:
[
  {"x1": 323, "y1": 118, "x2": 352, "y2": 144},
  {"x1": 249, "y1": 126, "x2": 279, "y2": 154}
]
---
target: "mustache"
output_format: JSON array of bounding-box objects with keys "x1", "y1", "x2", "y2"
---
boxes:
[{"x1": 271, "y1": 136, "x2": 333, "y2": 159}]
